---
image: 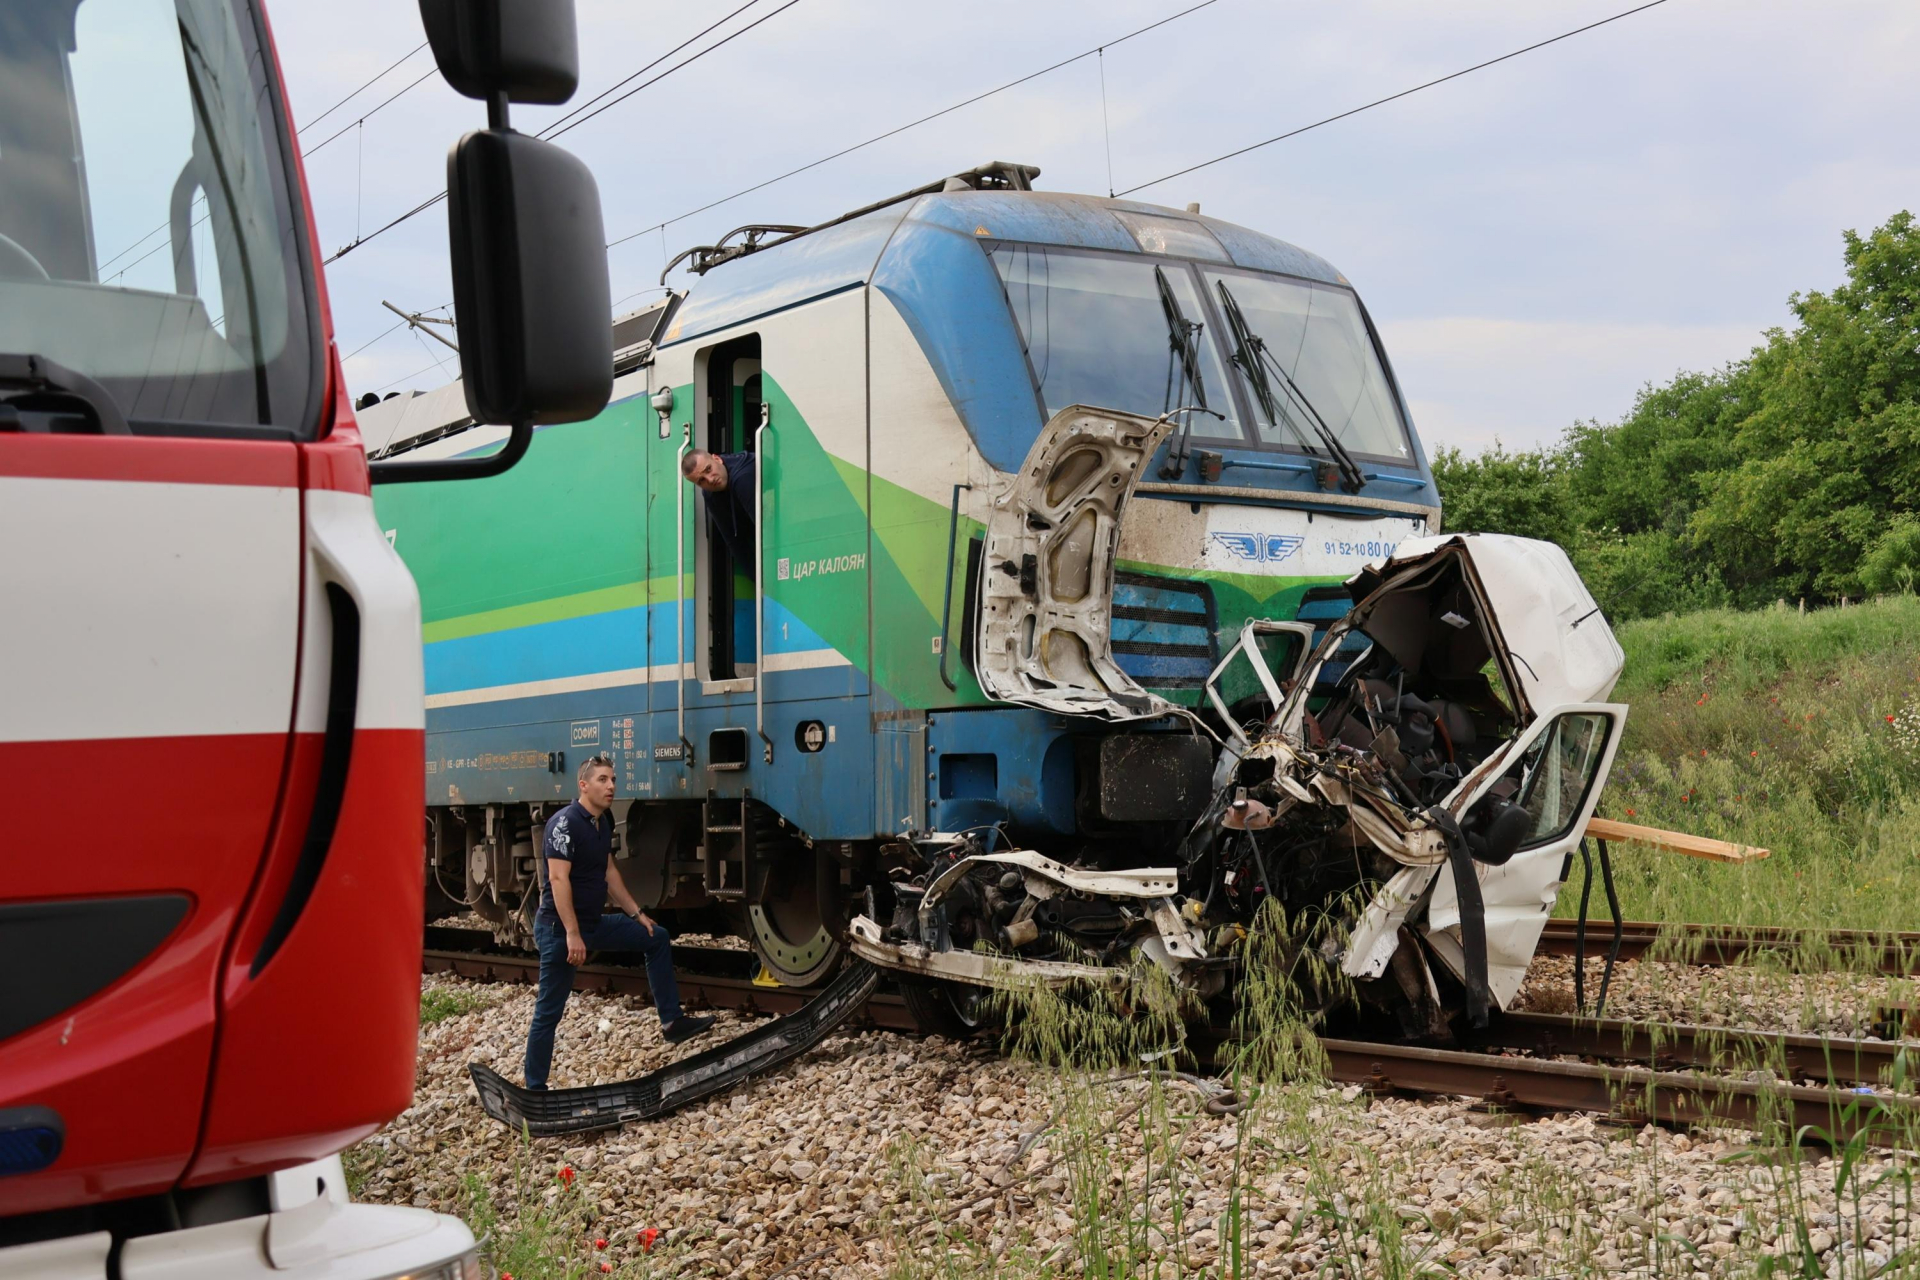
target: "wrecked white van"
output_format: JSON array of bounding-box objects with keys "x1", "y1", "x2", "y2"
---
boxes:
[{"x1": 850, "y1": 531, "x2": 1626, "y2": 1036}]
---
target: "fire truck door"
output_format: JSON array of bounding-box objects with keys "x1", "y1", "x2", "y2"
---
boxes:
[{"x1": 0, "y1": 433, "x2": 303, "y2": 1211}]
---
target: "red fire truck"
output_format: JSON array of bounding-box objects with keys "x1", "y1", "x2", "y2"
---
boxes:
[{"x1": 0, "y1": 0, "x2": 611, "y2": 1273}]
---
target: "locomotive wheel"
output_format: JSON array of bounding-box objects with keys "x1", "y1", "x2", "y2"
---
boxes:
[
  {"x1": 746, "y1": 847, "x2": 842, "y2": 987},
  {"x1": 900, "y1": 977, "x2": 993, "y2": 1038}
]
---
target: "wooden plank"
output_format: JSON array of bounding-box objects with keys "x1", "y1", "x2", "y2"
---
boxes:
[{"x1": 1584, "y1": 815, "x2": 1769, "y2": 863}]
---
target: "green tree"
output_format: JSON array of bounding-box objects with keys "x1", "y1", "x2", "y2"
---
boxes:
[
  {"x1": 1689, "y1": 210, "x2": 1920, "y2": 601},
  {"x1": 1430, "y1": 442, "x2": 1574, "y2": 546},
  {"x1": 1433, "y1": 209, "x2": 1920, "y2": 619}
]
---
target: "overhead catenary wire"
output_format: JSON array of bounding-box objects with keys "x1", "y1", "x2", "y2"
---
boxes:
[
  {"x1": 342, "y1": 1, "x2": 1667, "y2": 385},
  {"x1": 342, "y1": 317, "x2": 409, "y2": 362},
  {"x1": 543, "y1": 0, "x2": 798, "y2": 142},
  {"x1": 536, "y1": 0, "x2": 766, "y2": 140},
  {"x1": 1116, "y1": 0, "x2": 1674, "y2": 195},
  {"x1": 301, "y1": 66, "x2": 439, "y2": 160},
  {"x1": 607, "y1": 0, "x2": 1223, "y2": 250},
  {"x1": 300, "y1": 40, "x2": 428, "y2": 132},
  {"x1": 325, "y1": 2, "x2": 802, "y2": 265},
  {"x1": 1097, "y1": 48, "x2": 1116, "y2": 200},
  {"x1": 371, "y1": 356, "x2": 450, "y2": 396},
  {"x1": 339, "y1": 0, "x2": 1214, "y2": 380},
  {"x1": 105, "y1": 209, "x2": 208, "y2": 282},
  {"x1": 96, "y1": 41, "x2": 433, "y2": 276}
]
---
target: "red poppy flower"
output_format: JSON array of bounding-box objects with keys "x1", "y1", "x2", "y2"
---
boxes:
[
  {"x1": 638, "y1": 1228, "x2": 659, "y2": 1252},
  {"x1": 558, "y1": 1165, "x2": 575, "y2": 1186},
  {"x1": 600, "y1": 1265, "x2": 614, "y2": 1274},
  {"x1": 595, "y1": 1238, "x2": 608, "y2": 1250}
]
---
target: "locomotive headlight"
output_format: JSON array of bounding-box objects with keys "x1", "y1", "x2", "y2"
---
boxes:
[{"x1": 651, "y1": 386, "x2": 675, "y2": 438}]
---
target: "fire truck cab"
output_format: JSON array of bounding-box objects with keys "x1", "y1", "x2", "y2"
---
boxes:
[{"x1": 0, "y1": 0, "x2": 611, "y2": 1273}]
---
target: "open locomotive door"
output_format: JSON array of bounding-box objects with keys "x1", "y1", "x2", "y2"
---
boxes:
[{"x1": 671, "y1": 334, "x2": 845, "y2": 987}]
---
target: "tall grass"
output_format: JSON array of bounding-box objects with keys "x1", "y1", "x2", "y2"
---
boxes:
[
  {"x1": 870, "y1": 903, "x2": 1919, "y2": 1278},
  {"x1": 1578, "y1": 596, "x2": 1920, "y2": 932}
]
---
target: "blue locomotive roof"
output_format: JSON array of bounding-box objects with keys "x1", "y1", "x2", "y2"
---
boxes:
[
  {"x1": 906, "y1": 191, "x2": 1347, "y2": 285},
  {"x1": 661, "y1": 190, "x2": 1349, "y2": 347},
  {"x1": 662, "y1": 186, "x2": 1435, "y2": 514}
]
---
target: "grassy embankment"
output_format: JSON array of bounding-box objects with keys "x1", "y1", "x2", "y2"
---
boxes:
[{"x1": 1578, "y1": 595, "x2": 1920, "y2": 932}]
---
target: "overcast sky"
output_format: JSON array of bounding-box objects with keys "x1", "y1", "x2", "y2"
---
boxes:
[{"x1": 269, "y1": 0, "x2": 1919, "y2": 455}]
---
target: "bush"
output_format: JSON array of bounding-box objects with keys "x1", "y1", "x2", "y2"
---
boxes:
[{"x1": 1857, "y1": 513, "x2": 1920, "y2": 594}]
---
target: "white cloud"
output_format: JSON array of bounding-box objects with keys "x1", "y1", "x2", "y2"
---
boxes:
[{"x1": 1383, "y1": 315, "x2": 1766, "y2": 453}]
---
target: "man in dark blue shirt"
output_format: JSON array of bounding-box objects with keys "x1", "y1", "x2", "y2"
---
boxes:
[
  {"x1": 682, "y1": 449, "x2": 757, "y2": 572},
  {"x1": 522, "y1": 755, "x2": 714, "y2": 1090}
]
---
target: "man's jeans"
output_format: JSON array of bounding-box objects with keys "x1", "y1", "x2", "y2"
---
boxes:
[{"x1": 523, "y1": 913, "x2": 684, "y2": 1090}]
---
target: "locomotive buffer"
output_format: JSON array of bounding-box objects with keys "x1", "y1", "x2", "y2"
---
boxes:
[{"x1": 468, "y1": 961, "x2": 878, "y2": 1136}]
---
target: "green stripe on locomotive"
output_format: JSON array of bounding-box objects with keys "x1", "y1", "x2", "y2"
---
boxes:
[{"x1": 376, "y1": 380, "x2": 1355, "y2": 712}]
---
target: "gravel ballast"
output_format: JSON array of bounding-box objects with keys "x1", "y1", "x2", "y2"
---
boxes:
[{"x1": 349, "y1": 971, "x2": 1918, "y2": 1278}]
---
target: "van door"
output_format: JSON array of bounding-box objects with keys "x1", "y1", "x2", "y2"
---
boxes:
[{"x1": 1424, "y1": 704, "x2": 1627, "y2": 1008}]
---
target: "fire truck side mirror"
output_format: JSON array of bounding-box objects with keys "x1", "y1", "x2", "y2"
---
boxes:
[
  {"x1": 446, "y1": 128, "x2": 613, "y2": 429},
  {"x1": 371, "y1": 1, "x2": 612, "y2": 485},
  {"x1": 419, "y1": 0, "x2": 579, "y2": 104}
]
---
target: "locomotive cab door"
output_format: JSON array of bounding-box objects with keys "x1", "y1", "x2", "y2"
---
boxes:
[{"x1": 698, "y1": 336, "x2": 762, "y2": 685}]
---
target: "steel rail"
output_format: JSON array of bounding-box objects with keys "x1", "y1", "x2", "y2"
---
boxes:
[
  {"x1": 1310, "y1": 1036, "x2": 1916, "y2": 1149},
  {"x1": 1467, "y1": 1010, "x2": 1914, "y2": 1090},
  {"x1": 421, "y1": 929, "x2": 920, "y2": 1031},
  {"x1": 1538, "y1": 918, "x2": 1920, "y2": 977},
  {"x1": 424, "y1": 926, "x2": 1915, "y2": 1144}
]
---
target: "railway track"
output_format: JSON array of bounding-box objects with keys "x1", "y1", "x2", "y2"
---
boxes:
[
  {"x1": 421, "y1": 927, "x2": 923, "y2": 1031},
  {"x1": 422, "y1": 924, "x2": 1919, "y2": 1147},
  {"x1": 1467, "y1": 1009, "x2": 1909, "y2": 1089},
  {"x1": 1538, "y1": 917, "x2": 1920, "y2": 977}
]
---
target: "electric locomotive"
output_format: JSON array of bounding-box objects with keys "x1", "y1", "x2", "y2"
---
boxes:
[{"x1": 366, "y1": 161, "x2": 1456, "y2": 997}]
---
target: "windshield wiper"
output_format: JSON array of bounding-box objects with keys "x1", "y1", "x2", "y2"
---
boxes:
[
  {"x1": 1215, "y1": 280, "x2": 1364, "y2": 494},
  {"x1": 1155, "y1": 265, "x2": 1210, "y2": 479}
]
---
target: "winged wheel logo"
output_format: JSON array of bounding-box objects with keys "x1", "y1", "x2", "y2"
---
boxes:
[{"x1": 1210, "y1": 532, "x2": 1305, "y2": 565}]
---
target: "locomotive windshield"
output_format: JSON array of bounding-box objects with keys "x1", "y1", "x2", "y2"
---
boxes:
[
  {"x1": 0, "y1": 0, "x2": 318, "y2": 435},
  {"x1": 986, "y1": 243, "x2": 1244, "y2": 443},
  {"x1": 985, "y1": 240, "x2": 1413, "y2": 463},
  {"x1": 1203, "y1": 267, "x2": 1412, "y2": 462}
]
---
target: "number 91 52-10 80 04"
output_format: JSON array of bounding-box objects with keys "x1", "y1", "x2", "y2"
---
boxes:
[{"x1": 1325, "y1": 540, "x2": 1397, "y2": 559}]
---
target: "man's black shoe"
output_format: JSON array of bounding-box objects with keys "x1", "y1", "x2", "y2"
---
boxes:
[{"x1": 662, "y1": 1014, "x2": 716, "y2": 1044}]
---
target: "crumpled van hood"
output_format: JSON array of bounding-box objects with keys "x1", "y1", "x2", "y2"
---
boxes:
[{"x1": 1377, "y1": 533, "x2": 1623, "y2": 714}]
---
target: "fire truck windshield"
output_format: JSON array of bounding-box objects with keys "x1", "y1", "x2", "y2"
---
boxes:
[{"x1": 0, "y1": 0, "x2": 320, "y2": 436}]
